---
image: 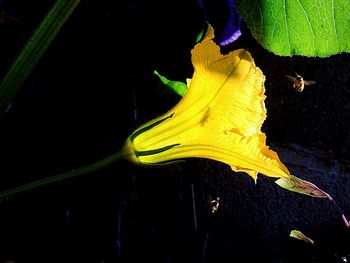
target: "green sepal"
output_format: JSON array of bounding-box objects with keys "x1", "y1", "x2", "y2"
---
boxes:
[
  {"x1": 135, "y1": 143, "x2": 180, "y2": 157},
  {"x1": 130, "y1": 113, "x2": 174, "y2": 142},
  {"x1": 153, "y1": 70, "x2": 188, "y2": 97}
]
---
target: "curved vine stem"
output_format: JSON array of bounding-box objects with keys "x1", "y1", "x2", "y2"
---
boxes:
[{"x1": 0, "y1": 150, "x2": 123, "y2": 200}]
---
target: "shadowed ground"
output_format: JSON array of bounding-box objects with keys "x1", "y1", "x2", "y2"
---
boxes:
[{"x1": 0, "y1": 0, "x2": 349, "y2": 262}]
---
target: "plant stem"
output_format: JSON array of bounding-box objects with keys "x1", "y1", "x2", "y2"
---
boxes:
[
  {"x1": 0, "y1": 151, "x2": 123, "y2": 200},
  {"x1": 201, "y1": 232, "x2": 209, "y2": 263},
  {"x1": 0, "y1": 0, "x2": 80, "y2": 114},
  {"x1": 191, "y1": 183, "x2": 198, "y2": 231}
]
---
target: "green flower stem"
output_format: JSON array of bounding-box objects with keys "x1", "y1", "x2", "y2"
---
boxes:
[
  {"x1": 0, "y1": 0, "x2": 80, "y2": 114},
  {"x1": 0, "y1": 151, "x2": 123, "y2": 200}
]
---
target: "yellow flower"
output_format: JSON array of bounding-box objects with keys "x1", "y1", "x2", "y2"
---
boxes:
[{"x1": 123, "y1": 25, "x2": 290, "y2": 181}]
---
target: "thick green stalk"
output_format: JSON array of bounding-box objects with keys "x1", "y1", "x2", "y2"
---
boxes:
[
  {"x1": 0, "y1": 151, "x2": 123, "y2": 200},
  {"x1": 0, "y1": 0, "x2": 80, "y2": 114}
]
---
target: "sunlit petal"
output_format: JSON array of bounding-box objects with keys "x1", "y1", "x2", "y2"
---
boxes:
[{"x1": 123, "y1": 24, "x2": 290, "y2": 180}]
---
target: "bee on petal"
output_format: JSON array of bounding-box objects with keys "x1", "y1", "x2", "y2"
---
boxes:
[{"x1": 286, "y1": 73, "x2": 316, "y2": 92}]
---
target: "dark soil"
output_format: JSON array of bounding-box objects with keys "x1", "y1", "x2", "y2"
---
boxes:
[{"x1": 0, "y1": 1, "x2": 350, "y2": 262}]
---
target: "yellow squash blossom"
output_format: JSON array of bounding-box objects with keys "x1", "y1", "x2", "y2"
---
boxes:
[{"x1": 123, "y1": 25, "x2": 291, "y2": 181}]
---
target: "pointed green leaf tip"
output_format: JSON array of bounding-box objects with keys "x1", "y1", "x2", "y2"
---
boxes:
[
  {"x1": 236, "y1": 0, "x2": 350, "y2": 57},
  {"x1": 195, "y1": 23, "x2": 210, "y2": 43},
  {"x1": 196, "y1": 26, "x2": 205, "y2": 43},
  {"x1": 275, "y1": 175, "x2": 331, "y2": 199},
  {"x1": 153, "y1": 70, "x2": 188, "y2": 97}
]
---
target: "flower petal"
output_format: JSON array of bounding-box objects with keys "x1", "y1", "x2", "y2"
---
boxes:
[
  {"x1": 290, "y1": 230, "x2": 314, "y2": 245},
  {"x1": 188, "y1": 26, "x2": 266, "y2": 137},
  {"x1": 124, "y1": 24, "x2": 290, "y2": 180},
  {"x1": 275, "y1": 175, "x2": 331, "y2": 199},
  {"x1": 216, "y1": 0, "x2": 242, "y2": 45}
]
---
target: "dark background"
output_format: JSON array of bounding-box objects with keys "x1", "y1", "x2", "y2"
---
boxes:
[{"x1": 0, "y1": 0, "x2": 350, "y2": 262}]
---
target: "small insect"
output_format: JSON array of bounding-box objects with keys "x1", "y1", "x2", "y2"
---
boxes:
[
  {"x1": 209, "y1": 197, "x2": 220, "y2": 214},
  {"x1": 285, "y1": 73, "x2": 316, "y2": 92}
]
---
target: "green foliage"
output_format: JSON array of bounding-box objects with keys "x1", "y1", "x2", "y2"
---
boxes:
[
  {"x1": 0, "y1": 0, "x2": 80, "y2": 114},
  {"x1": 153, "y1": 70, "x2": 188, "y2": 97},
  {"x1": 236, "y1": 0, "x2": 350, "y2": 57}
]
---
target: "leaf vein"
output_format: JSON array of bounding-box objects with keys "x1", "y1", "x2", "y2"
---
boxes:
[
  {"x1": 283, "y1": 0, "x2": 291, "y2": 51},
  {"x1": 296, "y1": 0, "x2": 315, "y2": 52},
  {"x1": 332, "y1": 0, "x2": 340, "y2": 49}
]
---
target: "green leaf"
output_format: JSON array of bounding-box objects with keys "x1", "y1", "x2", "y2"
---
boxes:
[
  {"x1": 153, "y1": 70, "x2": 188, "y2": 97},
  {"x1": 195, "y1": 23, "x2": 207, "y2": 43},
  {"x1": 0, "y1": 0, "x2": 80, "y2": 114},
  {"x1": 236, "y1": 0, "x2": 350, "y2": 57}
]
